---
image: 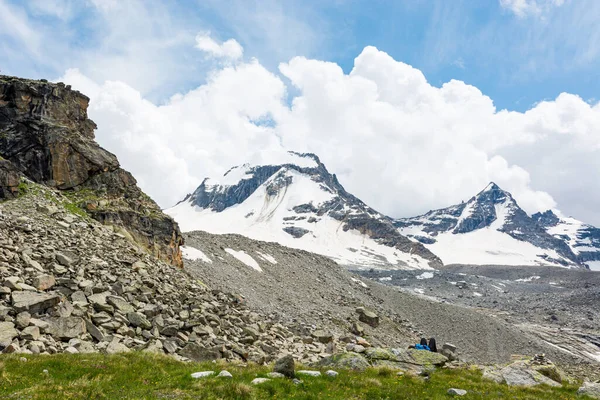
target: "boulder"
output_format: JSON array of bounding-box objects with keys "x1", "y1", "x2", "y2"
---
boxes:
[
  {"x1": 578, "y1": 382, "x2": 600, "y2": 399},
  {"x1": 357, "y1": 309, "x2": 379, "y2": 328},
  {"x1": 318, "y1": 352, "x2": 370, "y2": 371},
  {"x1": 178, "y1": 343, "x2": 222, "y2": 362},
  {"x1": 12, "y1": 292, "x2": 60, "y2": 313},
  {"x1": 191, "y1": 371, "x2": 215, "y2": 379},
  {"x1": 127, "y1": 312, "x2": 152, "y2": 329},
  {"x1": 312, "y1": 330, "x2": 333, "y2": 344},
  {"x1": 44, "y1": 317, "x2": 86, "y2": 340},
  {"x1": 447, "y1": 388, "x2": 467, "y2": 396},
  {"x1": 106, "y1": 296, "x2": 134, "y2": 314},
  {"x1": 483, "y1": 361, "x2": 562, "y2": 387},
  {"x1": 0, "y1": 321, "x2": 18, "y2": 347},
  {"x1": 273, "y1": 354, "x2": 295, "y2": 378},
  {"x1": 32, "y1": 274, "x2": 56, "y2": 291}
]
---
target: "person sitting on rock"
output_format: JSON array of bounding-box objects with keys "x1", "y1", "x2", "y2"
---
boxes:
[
  {"x1": 428, "y1": 337, "x2": 437, "y2": 352},
  {"x1": 414, "y1": 337, "x2": 430, "y2": 351}
]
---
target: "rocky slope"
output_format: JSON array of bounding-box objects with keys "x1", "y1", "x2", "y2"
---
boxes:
[
  {"x1": 0, "y1": 182, "x2": 325, "y2": 363},
  {"x1": 181, "y1": 230, "x2": 600, "y2": 375},
  {"x1": 0, "y1": 75, "x2": 182, "y2": 267},
  {"x1": 395, "y1": 183, "x2": 587, "y2": 268},
  {"x1": 167, "y1": 152, "x2": 441, "y2": 270},
  {"x1": 533, "y1": 210, "x2": 600, "y2": 270}
]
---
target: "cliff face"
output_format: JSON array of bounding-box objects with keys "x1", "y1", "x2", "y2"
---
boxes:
[{"x1": 0, "y1": 75, "x2": 183, "y2": 267}]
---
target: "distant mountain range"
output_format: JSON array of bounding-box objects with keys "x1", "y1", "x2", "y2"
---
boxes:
[{"x1": 166, "y1": 152, "x2": 600, "y2": 270}]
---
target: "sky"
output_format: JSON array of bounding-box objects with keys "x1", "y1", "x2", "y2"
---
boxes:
[{"x1": 1, "y1": 0, "x2": 600, "y2": 224}]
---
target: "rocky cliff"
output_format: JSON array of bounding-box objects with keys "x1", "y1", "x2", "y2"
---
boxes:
[{"x1": 0, "y1": 75, "x2": 183, "y2": 267}]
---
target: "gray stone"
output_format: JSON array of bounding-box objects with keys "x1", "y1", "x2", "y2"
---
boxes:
[
  {"x1": 267, "y1": 372, "x2": 285, "y2": 378},
  {"x1": 325, "y1": 370, "x2": 339, "y2": 377},
  {"x1": 0, "y1": 321, "x2": 18, "y2": 347},
  {"x1": 251, "y1": 378, "x2": 270, "y2": 385},
  {"x1": 20, "y1": 326, "x2": 40, "y2": 340},
  {"x1": 12, "y1": 292, "x2": 60, "y2": 313},
  {"x1": 318, "y1": 352, "x2": 370, "y2": 371},
  {"x1": 448, "y1": 388, "x2": 467, "y2": 396},
  {"x1": 312, "y1": 330, "x2": 333, "y2": 344},
  {"x1": 274, "y1": 354, "x2": 295, "y2": 378},
  {"x1": 191, "y1": 371, "x2": 214, "y2": 379},
  {"x1": 44, "y1": 317, "x2": 86, "y2": 340},
  {"x1": 297, "y1": 370, "x2": 321, "y2": 377},
  {"x1": 22, "y1": 253, "x2": 43, "y2": 271},
  {"x1": 106, "y1": 296, "x2": 134, "y2": 314},
  {"x1": 358, "y1": 309, "x2": 379, "y2": 328},
  {"x1": 4, "y1": 277, "x2": 22, "y2": 291},
  {"x1": 15, "y1": 311, "x2": 31, "y2": 329},
  {"x1": 127, "y1": 312, "x2": 152, "y2": 330},
  {"x1": 55, "y1": 252, "x2": 75, "y2": 267},
  {"x1": 217, "y1": 370, "x2": 233, "y2": 378},
  {"x1": 578, "y1": 382, "x2": 600, "y2": 399},
  {"x1": 178, "y1": 343, "x2": 221, "y2": 362},
  {"x1": 32, "y1": 274, "x2": 56, "y2": 291},
  {"x1": 84, "y1": 319, "x2": 105, "y2": 342},
  {"x1": 105, "y1": 339, "x2": 130, "y2": 354}
]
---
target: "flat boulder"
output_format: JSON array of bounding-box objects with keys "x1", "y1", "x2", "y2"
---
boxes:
[
  {"x1": 578, "y1": 382, "x2": 600, "y2": 399},
  {"x1": 44, "y1": 317, "x2": 86, "y2": 340},
  {"x1": 317, "y1": 352, "x2": 370, "y2": 371},
  {"x1": 357, "y1": 309, "x2": 379, "y2": 328},
  {"x1": 178, "y1": 343, "x2": 222, "y2": 362},
  {"x1": 483, "y1": 361, "x2": 561, "y2": 387},
  {"x1": 12, "y1": 292, "x2": 60, "y2": 313}
]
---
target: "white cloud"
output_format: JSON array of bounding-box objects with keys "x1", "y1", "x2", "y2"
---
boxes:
[
  {"x1": 60, "y1": 46, "x2": 600, "y2": 225},
  {"x1": 195, "y1": 31, "x2": 243, "y2": 61},
  {"x1": 500, "y1": 0, "x2": 565, "y2": 17}
]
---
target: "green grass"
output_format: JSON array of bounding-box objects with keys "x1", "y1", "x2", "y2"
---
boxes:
[{"x1": 0, "y1": 353, "x2": 591, "y2": 400}]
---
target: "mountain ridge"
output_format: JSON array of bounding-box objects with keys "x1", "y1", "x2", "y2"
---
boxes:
[{"x1": 167, "y1": 151, "x2": 442, "y2": 269}]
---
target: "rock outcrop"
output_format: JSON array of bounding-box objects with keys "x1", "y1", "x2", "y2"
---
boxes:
[{"x1": 0, "y1": 75, "x2": 182, "y2": 267}]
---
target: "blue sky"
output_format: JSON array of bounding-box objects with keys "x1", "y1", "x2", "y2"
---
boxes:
[
  {"x1": 2, "y1": 0, "x2": 599, "y2": 111},
  {"x1": 1, "y1": 0, "x2": 600, "y2": 225}
]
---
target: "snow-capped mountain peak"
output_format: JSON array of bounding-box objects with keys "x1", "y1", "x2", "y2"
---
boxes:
[
  {"x1": 532, "y1": 210, "x2": 600, "y2": 271},
  {"x1": 395, "y1": 182, "x2": 583, "y2": 268},
  {"x1": 167, "y1": 151, "x2": 441, "y2": 269}
]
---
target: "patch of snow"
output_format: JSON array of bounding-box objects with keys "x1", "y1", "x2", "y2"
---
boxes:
[
  {"x1": 449, "y1": 281, "x2": 457, "y2": 285},
  {"x1": 167, "y1": 169, "x2": 431, "y2": 270},
  {"x1": 225, "y1": 249, "x2": 262, "y2": 272},
  {"x1": 379, "y1": 276, "x2": 392, "y2": 281},
  {"x1": 416, "y1": 272, "x2": 434, "y2": 280},
  {"x1": 256, "y1": 251, "x2": 277, "y2": 264},
  {"x1": 587, "y1": 261, "x2": 600, "y2": 271},
  {"x1": 515, "y1": 276, "x2": 541, "y2": 282},
  {"x1": 473, "y1": 292, "x2": 483, "y2": 297},
  {"x1": 490, "y1": 284, "x2": 504, "y2": 292},
  {"x1": 181, "y1": 246, "x2": 212, "y2": 263},
  {"x1": 350, "y1": 277, "x2": 368, "y2": 288},
  {"x1": 414, "y1": 288, "x2": 425, "y2": 294},
  {"x1": 422, "y1": 228, "x2": 570, "y2": 267}
]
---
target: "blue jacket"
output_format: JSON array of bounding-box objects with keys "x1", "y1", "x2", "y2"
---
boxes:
[{"x1": 415, "y1": 344, "x2": 430, "y2": 351}]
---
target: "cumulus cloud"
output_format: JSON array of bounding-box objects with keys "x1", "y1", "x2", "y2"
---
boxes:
[
  {"x1": 195, "y1": 31, "x2": 243, "y2": 61},
  {"x1": 500, "y1": 0, "x2": 565, "y2": 17},
  {"x1": 61, "y1": 46, "x2": 600, "y2": 224}
]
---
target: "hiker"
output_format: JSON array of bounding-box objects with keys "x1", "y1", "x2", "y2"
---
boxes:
[
  {"x1": 428, "y1": 337, "x2": 437, "y2": 352},
  {"x1": 414, "y1": 337, "x2": 430, "y2": 351}
]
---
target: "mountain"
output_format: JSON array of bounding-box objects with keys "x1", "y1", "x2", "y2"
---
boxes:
[
  {"x1": 395, "y1": 183, "x2": 588, "y2": 268},
  {"x1": 0, "y1": 75, "x2": 183, "y2": 267},
  {"x1": 532, "y1": 210, "x2": 600, "y2": 271},
  {"x1": 166, "y1": 152, "x2": 441, "y2": 269}
]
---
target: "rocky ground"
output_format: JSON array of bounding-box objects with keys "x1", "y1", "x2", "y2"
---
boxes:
[
  {"x1": 0, "y1": 182, "x2": 330, "y2": 364},
  {"x1": 182, "y1": 231, "x2": 600, "y2": 380}
]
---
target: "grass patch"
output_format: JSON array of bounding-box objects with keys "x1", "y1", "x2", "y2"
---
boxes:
[{"x1": 0, "y1": 352, "x2": 591, "y2": 399}]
